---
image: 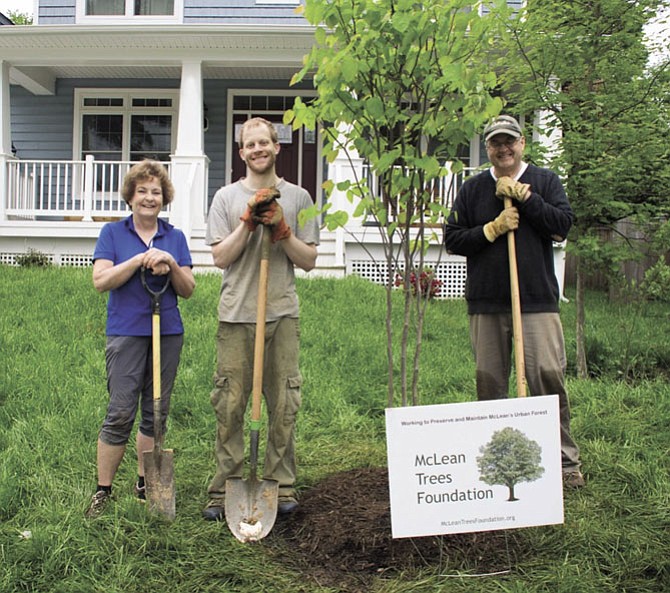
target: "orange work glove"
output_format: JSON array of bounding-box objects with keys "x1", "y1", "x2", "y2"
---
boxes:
[
  {"x1": 483, "y1": 208, "x2": 519, "y2": 242},
  {"x1": 240, "y1": 187, "x2": 281, "y2": 232},
  {"x1": 496, "y1": 176, "x2": 531, "y2": 202},
  {"x1": 254, "y1": 200, "x2": 292, "y2": 243}
]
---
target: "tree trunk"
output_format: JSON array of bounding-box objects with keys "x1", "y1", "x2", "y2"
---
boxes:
[
  {"x1": 386, "y1": 272, "x2": 395, "y2": 409},
  {"x1": 575, "y1": 255, "x2": 588, "y2": 378}
]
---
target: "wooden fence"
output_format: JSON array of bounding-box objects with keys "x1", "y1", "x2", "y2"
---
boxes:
[{"x1": 564, "y1": 219, "x2": 668, "y2": 292}]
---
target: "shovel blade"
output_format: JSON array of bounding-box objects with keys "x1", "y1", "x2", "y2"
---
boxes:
[
  {"x1": 143, "y1": 448, "x2": 176, "y2": 521},
  {"x1": 225, "y1": 477, "x2": 279, "y2": 543}
]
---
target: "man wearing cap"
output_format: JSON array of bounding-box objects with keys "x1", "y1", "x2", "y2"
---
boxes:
[{"x1": 443, "y1": 114, "x2": 584, "y2": 488}]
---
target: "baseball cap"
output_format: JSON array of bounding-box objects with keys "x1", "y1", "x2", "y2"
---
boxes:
[{"x1": 483, "y1": 115, "x2": 523, "y2": 143}]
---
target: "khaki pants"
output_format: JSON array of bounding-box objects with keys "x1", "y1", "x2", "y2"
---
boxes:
[
  {"x1": 469, "y1": 312, "x2": 581, "y2": 470},
  {"x1": 207, "y1": 318, "x2": 302, "y2": 499}
]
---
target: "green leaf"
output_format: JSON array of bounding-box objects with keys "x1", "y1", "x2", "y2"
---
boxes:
[{"x1": 324, "y1": 209, "x2": 348, "y2": 230}]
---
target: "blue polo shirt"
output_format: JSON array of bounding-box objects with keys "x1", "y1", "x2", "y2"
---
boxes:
[{"x1": 93, "y1": 216, "x2": 193, "y2": 336}]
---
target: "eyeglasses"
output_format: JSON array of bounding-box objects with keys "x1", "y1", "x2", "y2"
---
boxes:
[{"x1": 487, "y1": 137, "x2": 521, "y2": 149}]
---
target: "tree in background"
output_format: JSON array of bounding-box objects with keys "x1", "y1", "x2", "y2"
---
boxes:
[
  {"x1": 6, "y1": 10, "x2": 33, "y2": 25},
  {"x1": 477, "y1": 427, "x2": 545, "y2": 502},
  {"x1": 498, "y1": 0, "x2": 670, "y2": 377},
  {"x1": 286, "y1": 0, "x2": 509, "y2": 407}
]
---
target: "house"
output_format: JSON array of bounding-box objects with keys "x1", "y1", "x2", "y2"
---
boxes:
[{"x1": 1, "y1": 0, "x2": 565, "y2": 299}]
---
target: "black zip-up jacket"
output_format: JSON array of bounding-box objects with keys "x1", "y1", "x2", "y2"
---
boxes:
[{"x1": 443, "y1": 164, "x2": 573, "y2": 315}]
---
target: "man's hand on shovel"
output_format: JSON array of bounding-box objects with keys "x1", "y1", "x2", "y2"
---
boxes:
[
  {"x1": 240, "y1": 187, "x2": 281, "y2": 232},
  {"x1": 483, "y1": 208, "x2": 519, "y2": 243},
  {"x1": 496, "y1": 176, "x2": 531, "y2": 202},
  {"x1": 254, "y1": 200, "x2": 292, "y2": 243}
]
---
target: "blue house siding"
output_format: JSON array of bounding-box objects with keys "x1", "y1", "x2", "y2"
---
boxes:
[
  {"x1": 184, "y1": 1, "x2": 306, "y2": 25},
  {"x1": 10, "y1": 86, "x2": 73, "y2": 161},
  {"x1": 38, "y1": 0, "x2": 76, "y2": 25}
]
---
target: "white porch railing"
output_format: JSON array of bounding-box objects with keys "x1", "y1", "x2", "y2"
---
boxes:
[
  {"x1": 362, "y1": 164, "x2": 477, "y2": 222},
  {"x1": 5, "y1": 156, "x2": 172, "y2": 221}
]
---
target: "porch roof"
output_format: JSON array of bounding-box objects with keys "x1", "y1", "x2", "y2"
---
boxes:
[{"x1": 0, "y1": 24, "x2": 316, "y2": 90}]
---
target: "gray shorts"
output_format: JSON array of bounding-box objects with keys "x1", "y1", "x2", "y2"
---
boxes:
[{"x1": 99, "y1": 334, "x2": 183, "y2": 446}]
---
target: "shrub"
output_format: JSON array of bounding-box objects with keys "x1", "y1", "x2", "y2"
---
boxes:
[
  {"x1": 641, "y1": 258, "x2": 670, "y2": 302},
  {"x1": 15, "y1": 249, "x2": 52, "y2": 267}
]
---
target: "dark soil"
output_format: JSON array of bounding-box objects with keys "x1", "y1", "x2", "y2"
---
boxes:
[{"x1": 269, "y1": 467, "x2": 529, "y2": 592}]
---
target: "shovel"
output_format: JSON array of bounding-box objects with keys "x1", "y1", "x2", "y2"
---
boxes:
[
  {"x1": 504, "y1": 196, "x2": 527, "y2": 397},
  {"x1": 225, "y1": 227, "x2": 279, "y2": 543},
  {"x1": 140, "y1": 267, "x2": 176, "y2": 521}
]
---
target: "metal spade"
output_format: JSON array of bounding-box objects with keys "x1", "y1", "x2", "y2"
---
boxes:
[{"x1": 225, "y1": 227, "x2": 279, "y2": 542}]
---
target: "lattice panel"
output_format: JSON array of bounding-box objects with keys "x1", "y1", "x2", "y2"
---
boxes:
[
  {"x1": 348, "y1": 259, "x2": 467, "y2": 299},
  {"x1": 59, "y1": 254, "x2": 93, "y2": 267},
  {"x1": 0, "y1": 252, "x2": 92, "y2": 267},
  {"x1": 0, "y1": 253, "x2": 18, "y2": 265},
  {"x1": 0, "y1": 252, "x2": 57, "y2": 266}
]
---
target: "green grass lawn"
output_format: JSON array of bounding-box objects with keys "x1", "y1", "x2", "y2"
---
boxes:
[{"x1": 0, "y1": 266, "x2": 668, "y2": 592}]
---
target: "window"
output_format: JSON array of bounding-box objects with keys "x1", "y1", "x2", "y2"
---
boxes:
[
  {"x1": 85, "y1": 0, "x2": 173, "y2": 15},
  {"x1": 78, "y1": 0, "x2": 180, "y2": 22},
  {"x1": 75, "y1": 89, "x2": 178, "y2": 164}
]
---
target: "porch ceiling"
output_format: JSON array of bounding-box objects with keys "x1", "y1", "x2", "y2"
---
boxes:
[{"x1": 1, "y1": 24, "x2": 315, "y2": 83}]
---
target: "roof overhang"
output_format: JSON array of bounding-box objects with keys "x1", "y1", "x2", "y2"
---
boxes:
[{"x1": 0, "y1": 24, "x2": 317, "y2": 93}]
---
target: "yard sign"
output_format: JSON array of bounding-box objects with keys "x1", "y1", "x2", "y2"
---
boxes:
[{"x1": 385, "y1": 395, "x2": 564, "y2": 539}]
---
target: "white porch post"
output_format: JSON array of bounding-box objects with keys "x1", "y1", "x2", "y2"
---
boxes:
[
  {"x1": 82, "y1": 155, "x2": 95, "y2": 222},
  {"x1": 328, "y1": 125, "x2": 366, "y2": 269},
  {"x1": 329, "y1": 152, "x2": 365, "y2": 268},
  {"x1": 170, "y1": 60, "x2": 209, "y2": 245},
  {"x1": 0, "y1": 60, "x2": 12, "y2": 222}
]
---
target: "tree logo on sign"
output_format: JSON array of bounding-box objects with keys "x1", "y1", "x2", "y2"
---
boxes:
[{"x1": 477, "y1": 427, "x2": 545, "y2": 502}]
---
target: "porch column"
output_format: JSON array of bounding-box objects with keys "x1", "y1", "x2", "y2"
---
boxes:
[
  {"x1": 170, "y1": 60, "x2": 209, "y2": 245},
  {"x1": 329, "y1": 126, "x2": 366, "y2": 268},
  {"x1": 0, "y1": 60, "x2": 12, "y2": 221}
]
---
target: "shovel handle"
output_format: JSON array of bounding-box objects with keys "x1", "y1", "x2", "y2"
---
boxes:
[
  {"x1": 140, "y1": 267, "x2": 171, "y2": 314},
  {"x1": 140, "y1": 268, "x2": 171, "y2": 442},
  {"x1": 251, "y1": 228, "x2": 272, "y2": 426},
  {"x1": 505, "y1": 197, "x2": 527, "y2": 397}
]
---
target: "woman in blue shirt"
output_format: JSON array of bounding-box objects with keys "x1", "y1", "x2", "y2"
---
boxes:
[{"x1": 85, "y1": 160, "x2": 195, "y2": 518}]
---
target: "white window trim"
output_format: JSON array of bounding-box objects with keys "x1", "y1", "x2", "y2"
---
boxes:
[
  {"x1": 75, "y1": 0, "x2": 183, "y2": 25},
  {"x1": 73, "y1": 88, "x2": 180, "y2": 161},
  {"x1": 256, "y1": 0, "x2": 300, "y2": 4}
]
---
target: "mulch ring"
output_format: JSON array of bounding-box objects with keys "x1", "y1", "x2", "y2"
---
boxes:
[{"x1": 267, "y1": 466, "x2": 529, "y2": 592}]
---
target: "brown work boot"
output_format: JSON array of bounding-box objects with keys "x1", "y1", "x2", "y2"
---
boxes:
[
  {"x1": 562, "y1": 470, "x2": 586, "y2": 489},
  {"x1": 85, "y1": 490, "x2": 112, "y2": 518}
]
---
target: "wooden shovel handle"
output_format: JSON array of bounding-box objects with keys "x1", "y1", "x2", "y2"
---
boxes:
[
  {"x1": 140, "y1": 267, "x2": 171, "y2": 445},
  {"x1": 251, "y1": 228, "x2": 272, "y2": 424},
  {"x1": 505, "y1": 197, "x2": 527, "y2": 397},
  {"x1": 152, "y1": 311, "x2": 163, "y2": 445}
]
